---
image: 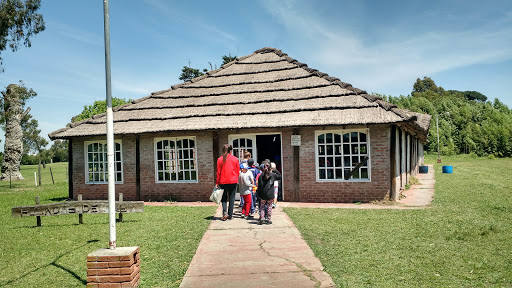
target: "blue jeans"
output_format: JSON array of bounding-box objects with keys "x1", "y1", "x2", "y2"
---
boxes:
[{"x1": 220, "y1": 183, "x2": 237, "y2": 218}]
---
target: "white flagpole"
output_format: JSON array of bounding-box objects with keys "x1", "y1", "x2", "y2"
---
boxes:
[{"x1": 103, "y1": 0, "x2": 116, "y2": 250}]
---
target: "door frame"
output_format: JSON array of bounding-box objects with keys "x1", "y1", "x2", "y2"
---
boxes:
[{"x1": 228, "y1": 132, "x2": 285, "y2": 200}]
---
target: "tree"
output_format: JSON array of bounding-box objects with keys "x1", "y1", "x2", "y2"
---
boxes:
[
  {"x1": 21, "y1": 113, "x2": 47, "y2": 155},
  {"x1": 71, "y1": 97, "x2": 132, "y2": 123},
  {"x1": 179, "y1": 66, "x2": 205, "y2": 82},
  {"x1": 178, "y1": 55, "x2": 238, "y2": 82},
  {"x1": 221, "y1": 54, "x2": 237, "y2": 65},
  {"x1": 0, "y1": 0, "x2": 45, "y2": 72},
  {"x1": 0, "y1": 82, "x2": 36, "y2": 180},
  {"x1": 48, "y1": 139, "x2": 68, "y2": 162}
]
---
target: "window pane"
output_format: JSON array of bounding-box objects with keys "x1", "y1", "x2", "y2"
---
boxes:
[
  {"x1": 361, "y1": 168, "x2": 368, "y2": 179},
  {"x1": 183, "y1": 150, "x2": 189, "y2": 159},
  {"x1": 353, "y1": 170, "x2": 360, "y2": 179},
  {"x1": 88, "y1": 163, "x2": 94, "y2": 172},
  {"x1": 326, "y1": 145, "x2": 333, "y2": 155},
  {"x1": 343, "y1": 133, "x2": 350, "y2": 142},
  {"x1": 233, "y1": 139, "x2": 239, "y2": 147},
  {"x1": 171, "y1": 172, "x2": 177, "y2": 181},
  {"x1": 352, "y1": 144, "x2": 358, "y2": 154},
  {"x1": 319, "y1": 157, "x2": 326, "y2": 167},
  {"x1": 247, "y1": 139, "x2": 252, "y2": 147},
  {"x1": 334, "y1": 133, "x2": 341, "y2": 143},
  {"x1": 157, "y1": 161, "x2": 163, "y2": 171},
  {"x1": 157, "y1": 151, "x2": 163, "y2": 161},
  {"x1": 328, "y1": 169, "x2": 335, "y2": 179},
  {"x1": 352, "y1": 156, "x2": 359, "y2": 165},
  {"x1": 344, "y1": 156, "x2": 350, "y2": 167},
  {"x1": 344, "y1": 168, "x2": 351, "y2": 179},
  {"x1": 115, "y1": 152, "x2": 121, "y2": 161},
  {"x1": 185, "y1": 171, "x2": 190, "y2": 180},
  {"x1": 164, "y1": 172, "x2": 170, "y2": 181},
  {"x1": 184, "y1": 161, "x2": 190, "y2": 169},
  {"x1": 343, "y1": 144, "x2": 350, "y2": 155},
  {"x1": 351, "y1": 132, "x2": 358, "y2": 142},
  {"x1": 178, "y1": 171, "x2": 184, "y2": 181},
  {"x1": 115, "y1": 142, "x2": 121, "y2": 151},
  {"x1": 327, "y1": 157, "x2": 333, "y2": 167},
  {"x1": 182, "y1": 139, "x2": 188, "y2": 148},
  {"x1": 318, "y1": 134, "x2": 325, "y2": 144},
  {"x1": 326, "y1": 133, "x2": 333, "y2": 143},
  {"x1": 335, "y1": 145, "x2": 341, "y2": 155},
  {"x1": 88, "y1": 154, "x2": 93, "y2": 162},
  {"x1": 158, "y1": 172, "x2": 163, "y2": 181},
  {"x1": 88, "y1": 144, "x2": 93, "y2": 152},
  {"x1": 319, "y1": 169, "x2": 326, "y2": 179},
  {"x1": 157, "y1": 141, "x2": 162, "y2": 149},
  {"x1": 240, "y1": 138, "x2": 246, "y2": 147},
  {"x1": 116, "y1": 173, "x2": 122, "y2": 182},
  {"x1": 189, "y1": 140, "x2": 195, "y2": 148},
  {"x1": 335, "y1": 157, "x2": 342, "y2": 167},
  {"x1": 335, "y1": 169, "x2": 343, "y2": 179},
  {"x1": 360, "y1": 133, "x2": 367, "y2": 142},
  {"x1": 318, "y1": 145, "x2": 325, "y2": 156},
  {"x1": 191, "y1": 171, "x2": 197, "y2": 180},
  {"x1": 89, "y1": 174, "x2": 94, "y2": 182},
  {"x1": 360, "y1": 144, "x2": 367, "y2": 154},
  {"x1": 116, "y1": 162, "x2": 121, "y2": 172}
]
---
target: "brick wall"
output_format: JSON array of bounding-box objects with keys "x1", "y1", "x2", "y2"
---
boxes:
[
  {"x1": 71, "y1": 125, "x2": 393, "y2": 203},
  {"x1": 138, "y1": 132, "x2": 214, "y2": 202},
  {"x1": 297, "y1": 125, "x2": 391, "y2": 203},
  {"x1": 72, "y1": 136, "x2": 137, "y2": 201}
]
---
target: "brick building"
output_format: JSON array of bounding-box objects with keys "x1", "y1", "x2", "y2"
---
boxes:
[{"x1": 49, "y1": 48, "x2": 431, "y2": 203}]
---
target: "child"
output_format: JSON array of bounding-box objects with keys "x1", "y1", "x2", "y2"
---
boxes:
[
  {"x1": 256, "y1": 162, "x2": 282, "y2": 225},
  {"x1": 247, "y1": 158, "x2": 260, "y2": 216},
  {"x1": 238, "y1": 163, "x2": 254, "y2": 218}
]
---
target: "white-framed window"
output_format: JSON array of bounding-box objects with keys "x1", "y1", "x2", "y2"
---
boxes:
[
  {"x1": 85, "y1": 140, "x2": 123, "y2": 184},
  {"x1": 315, "y1": 129, "x2": 370, "y2": 181},
  {"x1": 155, "y1": 137, "x2": 197, "y2": 183}
]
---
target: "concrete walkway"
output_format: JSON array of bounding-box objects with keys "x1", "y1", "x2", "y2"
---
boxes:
[
  {"x1": 149, "y1": 165, "x2": 435, "y2": 287},
  {"x1": 179, "y1": 206, "x2": 336, "y2": 287}
]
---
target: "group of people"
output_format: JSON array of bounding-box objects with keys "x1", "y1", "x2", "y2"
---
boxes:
[{"x1": 215, "y1": 144, "x2": 282, "y2": 225}]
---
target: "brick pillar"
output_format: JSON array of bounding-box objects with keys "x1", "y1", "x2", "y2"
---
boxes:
[{"x1": 87, "y1": 246, "x2": 140, "y2": 288}]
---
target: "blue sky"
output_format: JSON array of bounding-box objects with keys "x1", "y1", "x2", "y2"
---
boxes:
[{"x1": 1, "y1": 0, "x2": 511, "y2": 149}]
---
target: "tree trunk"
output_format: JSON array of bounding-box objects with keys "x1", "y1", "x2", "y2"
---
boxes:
[{"x1": 1, "y1": 84, "x2": 25, "y2": 181}]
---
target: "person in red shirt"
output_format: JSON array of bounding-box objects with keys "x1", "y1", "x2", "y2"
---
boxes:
[{"x1": 215, "y1": 144, "x2": 240, "y2": 221}]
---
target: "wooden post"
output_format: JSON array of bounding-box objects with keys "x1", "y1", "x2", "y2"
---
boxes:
[
  {"x1": 38, "y1": 159, "x2": 42, "y2": 187},
  {"x1": 35, "y1": 196, "x2": 41, "y2": 227},
  {"x1": 118, "y1": 193, "x2": 123, "y2": 222},
  {"x1": 50, "y1": 167, "x2": 55, "y2": 184},
  {"x1": 78, "y1": 194, "x2": 83, "y2": 224}
]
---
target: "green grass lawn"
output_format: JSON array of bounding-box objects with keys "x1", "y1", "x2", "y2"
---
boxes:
[
  {"x1": 2, "y1": 157, "x2": 512, "y2": 287},
  {"x1": 285, "y1": 155, "x2": 512, "y2": 287},
  {"x1": 0, "y1": 163, "x2": 217, "y2": 288}
]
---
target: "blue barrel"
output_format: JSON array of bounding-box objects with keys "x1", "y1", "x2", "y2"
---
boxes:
[
  {"x1": 419, "y1": 166, "x2": 428, "y2": 173},
  {"x1": 442, "y1": 165, "x2": 453, "y2": 174}
]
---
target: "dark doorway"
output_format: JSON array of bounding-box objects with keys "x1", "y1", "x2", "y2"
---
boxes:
[{"x1": 256, "y1": 134, "x2": 282, "y2": 172}]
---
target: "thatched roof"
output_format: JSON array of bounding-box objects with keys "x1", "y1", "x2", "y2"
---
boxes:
[{"x1": 49, "y1": 47, "x2": 431, "y2": 141}]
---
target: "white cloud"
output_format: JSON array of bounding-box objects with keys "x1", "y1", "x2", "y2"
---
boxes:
[{"x1": 261, "y1": 1, "x2": 512, "y2": 93}]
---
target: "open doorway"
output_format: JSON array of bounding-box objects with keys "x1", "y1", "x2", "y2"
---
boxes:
[{"x1": 256, "y1": 134, "x2": 282, "y2": 173}]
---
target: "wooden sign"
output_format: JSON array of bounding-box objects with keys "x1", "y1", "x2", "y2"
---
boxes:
[{"x1": 12, "y1": 200, "x2": 144, "y2": 217}]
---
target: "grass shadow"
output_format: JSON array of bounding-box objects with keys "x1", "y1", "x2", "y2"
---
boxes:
[{"x1": 1, "y1": 239, "x2": 100, "y2": 286}]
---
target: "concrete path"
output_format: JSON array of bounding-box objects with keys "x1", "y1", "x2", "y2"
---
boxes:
[
  {"x1": 150, "y1": 165, "x2": 435, "y2": 287},
  {"x1": 397, "y1": 164, "x2": 435, "y2": 207},
  {"x1": 179, "y1": 206, "x2": 336, "y2": 288}
]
